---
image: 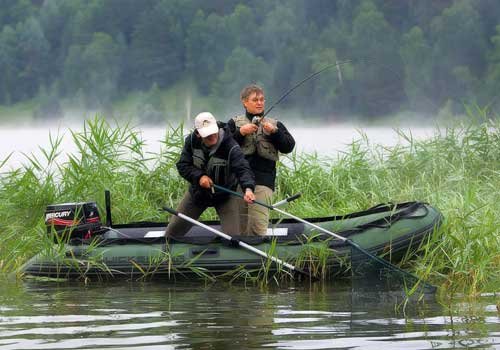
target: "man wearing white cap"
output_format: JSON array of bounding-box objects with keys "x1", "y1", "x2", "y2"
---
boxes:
[{"x1": 165, "y1": 112, "x2": 256, "y2": 237}]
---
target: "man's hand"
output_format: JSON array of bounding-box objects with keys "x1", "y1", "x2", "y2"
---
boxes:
[
  {"x1": 199, "y1": 175, "x2": 213, "y2": 189},
  {"x1": 262, "y1": 121, "x2": 277, "y2": 135},
  {"x1": 239, "y1": 123, "x2": 258, "y2": 136},
  {"x1": 243, "y1": 188, "x2": 255, "y2": 204}
]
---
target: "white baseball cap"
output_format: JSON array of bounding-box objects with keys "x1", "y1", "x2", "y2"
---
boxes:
[{"x1": 194, "y1": 112, "x2": 219, "y2": 137}]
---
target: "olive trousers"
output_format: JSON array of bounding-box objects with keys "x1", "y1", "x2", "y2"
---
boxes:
[
  {"x1": 165, "y1": 191, "x2": 240, "y2": 237},
  {"x1": 239, "y1": 185, "x2": 273, "y2": 236}
]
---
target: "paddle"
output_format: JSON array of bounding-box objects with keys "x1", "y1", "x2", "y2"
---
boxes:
[
  {"x1": 272, "y1": 192, "x2": 301, "y2": 207},
  {"x1": 162, "y1": 206, "x2": 315, "y2": 280},
  {"x1": 212, "y1": 184, "x2": 436, "y2": 292}
]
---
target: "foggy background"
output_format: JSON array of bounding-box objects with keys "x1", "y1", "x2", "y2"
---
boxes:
[{"x1": 1, "y1": 0, "x2": 499, "y2": 126}]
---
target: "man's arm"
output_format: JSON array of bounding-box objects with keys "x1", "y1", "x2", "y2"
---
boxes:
[
  {"x1": 227, "y1": 118, "x2": 246, "y2": 144},
  {"x1": 176, "y1": 135, "x2": 206, "y2": 185},
  {"x1": 269, "y1": 121, "x2": 295, "y2": 154}
]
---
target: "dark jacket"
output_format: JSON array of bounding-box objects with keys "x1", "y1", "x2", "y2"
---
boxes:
[
  {"x1": 177, "y1": 123, "x2": 255, "y2": 206},
  {"x1": 227, "y1": 113, "x2": 295, "y2": 190}
]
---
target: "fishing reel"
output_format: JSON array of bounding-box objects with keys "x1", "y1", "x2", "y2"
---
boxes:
[{"x1": 252, "y1": 116, "x2": 262, "y2": 125}]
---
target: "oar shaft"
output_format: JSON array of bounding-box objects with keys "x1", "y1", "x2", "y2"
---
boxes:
[
  {"x1": 272, "y1": 207, "x2": 347, "y2": 242},
  {"x1": 213, "y1": 184, "x2": 271, "y2": 208},
  {"x1": 170, "y1": 209, "x2": 298, "y2": 272},
  {"x1": 213, "y1": 184, "x2": 346, "y2": 242},
  {"x1": 177, "y1": 212, "x2": 232, "y2": 239},
  {"x1": 272, "y1": 192, "x2": 301, "y2": 207}
]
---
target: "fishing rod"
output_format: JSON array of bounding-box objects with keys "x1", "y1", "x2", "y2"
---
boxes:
[
  {"x1": 261, "y1": 57, "x2": 434, "y2": 118},
  {"x1": 264, "y1": 58, "x2": 366, "y2": 117}
]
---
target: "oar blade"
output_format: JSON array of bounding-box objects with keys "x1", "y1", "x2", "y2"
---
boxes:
[{"x1": 349, "y1": 243, "x2": 436, "y2": 295}]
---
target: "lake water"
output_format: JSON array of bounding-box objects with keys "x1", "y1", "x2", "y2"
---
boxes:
[
  {"x1": 0, "y1": 279, "x2": 498, "y2": 350},
  {"x1": 0, "y1": 124, "x2": 434, "y2": 169},
  {"x1": 1, "y1": 124, "x2": 498, "y2": 349}
]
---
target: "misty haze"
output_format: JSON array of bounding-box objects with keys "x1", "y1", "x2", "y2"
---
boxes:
[{"x1": 0, "y1": 2, "x2": 498, "y2": 350}]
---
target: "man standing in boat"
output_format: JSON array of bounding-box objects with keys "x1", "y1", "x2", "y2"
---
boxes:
[
  {"x1": 165, "y1": 112, "x2": 256, "y2": 237},
  {"x1": 228, "y1": 84, "x2": 295, "y2": 236}
]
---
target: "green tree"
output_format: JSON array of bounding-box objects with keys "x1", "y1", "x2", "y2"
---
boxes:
[
  {"x1": 315, "y1": 20, "x2": 354, "y2": 115},
  {"x1": 0, "y1": 0, "x2": 37, "y2": 27},
  {"x1": 430, "y1": 0, "x2": 487, "y2": 105},
  {"x1": 257, "y1": 2, "x2": 314, "y2": 108},
  {"x1": 18, "y1": 17, "x2": 50, "y2": 97},
  {"x1": 62, "y1": 44, "x2": 84, "y2": 96},
  {"x1": 485, "y1": 25, "x2": 500, "y2": 111},
  {"x1": 350, "y1": 1, "x2": 404, "y2": 116},
  {"x1": 81, "y1": 32, "x2": 124, "y2": 108},
  {"x1": 225, "y1": 4, "x2": 256, "y2": 49},
  {"x1": 63, "y1": 32, "x2": 124, "y2": 108},
  {"x1": 308, "y1": 48, "x2": 342, "y2": 114},
  {"x1": 258, "y1": 4, "x2": 301, "y2": 62},
  {"x1": 475, "y1": 0, "x2": 500, "y2": 39},
  {"x1": 33, "y1": 83, "x2": 63, "y2": 120},
  {"x1": 211, "y1": 46, "x2": 269, "y2": 102},
  {"x1": 129, "y1": 0, "x2": 186, "y2": 90},
  {"x1": 186, "y1": 10, "x2": 236, "y2": 93},
  {"x1": 39, "y1": 1, "x2": 84, "y2": 84},
  {"x1": 407, "y1": 0, "x2": 454, "y2": 29},
  {"x1": 400, "y1": 26, "x2": 433, "y2": 111},
  {"x1": 137, "y1": 83, "x2": 166, "y2": 124},
  {"x1": 0, "y1": 26, "x2": 17, "y2": 104},
  {"x1": 1, "y1": 17, "x2": 50, "y2": 103}
]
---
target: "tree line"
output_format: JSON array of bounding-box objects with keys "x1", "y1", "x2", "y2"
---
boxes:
[{"x1": 1, "y1": 0, "x2": 500, "y2": 120}]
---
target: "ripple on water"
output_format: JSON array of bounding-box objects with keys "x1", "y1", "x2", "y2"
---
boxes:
[{"x1": 0, "y1": 281, "x2": 498, "y2": 350}]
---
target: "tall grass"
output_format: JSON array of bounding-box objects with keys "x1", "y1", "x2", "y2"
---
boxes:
[
  {"x1": 276, "y1": 108, "x2": 499, "y2": 295},
  {"x1": 0, "y1": 112, "x2": 499, "y2": 295}
]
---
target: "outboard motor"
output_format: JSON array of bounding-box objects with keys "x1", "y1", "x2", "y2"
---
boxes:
[{"x1": 45, "y1": 202, "x2": 102, "y2": 242}]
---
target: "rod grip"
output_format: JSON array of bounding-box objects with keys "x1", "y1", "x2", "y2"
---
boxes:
[
  {"x1": 287, "y1": 192, "x2": 302, "y2": 202},
  {"x1": 162, "y1": 206, "x2": 179, "y2": 216}
]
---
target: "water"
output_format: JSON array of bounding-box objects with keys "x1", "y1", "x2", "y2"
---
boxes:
[
  {"x1": 2, "y1": 124, "x2": 497, "y2": 349},
  {"x1": 0, "y1": 125, "x2": 434, "y2": 169},
  {"x1": 0, "y1": 280, "x2": 498, "y2": 350}
]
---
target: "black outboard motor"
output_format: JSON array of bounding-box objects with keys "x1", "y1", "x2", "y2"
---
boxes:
[{"x1": 45, "y1": 202, "x2": 102, "y2": 242}]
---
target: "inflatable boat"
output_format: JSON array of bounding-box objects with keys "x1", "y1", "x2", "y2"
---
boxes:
[{"x1": 22, "y1": 199, "x2": 442, "y2": 280}]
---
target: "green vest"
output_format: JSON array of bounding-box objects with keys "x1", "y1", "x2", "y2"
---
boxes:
[
  {"x1": 191, "y1": 134, "x2": 237, "y2": 186},
  {"x1": 233, "y1": 115, "x2": 279, "y2": 161}
]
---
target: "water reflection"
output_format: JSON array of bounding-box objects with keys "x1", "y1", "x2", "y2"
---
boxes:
[{"x1": 0, "y1": 280, "x2": 497, "y2": 350}]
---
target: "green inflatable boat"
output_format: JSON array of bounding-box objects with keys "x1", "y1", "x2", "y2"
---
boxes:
[{"x1": 23, "y1": 200, "x2": 442, "y2": 280}]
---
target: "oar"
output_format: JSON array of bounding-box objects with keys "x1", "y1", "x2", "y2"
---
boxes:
[
  {"x1": 213, "y1": 184, "x2": 436, "y2": 291},
  {"x1": 272, "y1": 192, "x2": 301, "y2": 207},
  {"x1": 162, "y1": 206, "x2": 315, "y2": 280}
]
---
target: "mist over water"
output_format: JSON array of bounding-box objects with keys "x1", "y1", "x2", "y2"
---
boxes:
[{"x1": 0, "y1": 122, "x2": 435, "y2": 170}]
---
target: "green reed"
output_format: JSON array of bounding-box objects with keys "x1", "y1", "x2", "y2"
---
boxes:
[
  {"x1": 1, "y1": 112, "x2": 499, "y2": 295},
  {"x1": 276, "y1": 108, "x2": 499, "y2": 295}
]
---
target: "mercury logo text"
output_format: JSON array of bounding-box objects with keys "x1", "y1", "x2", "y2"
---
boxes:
[{"x1": 46, "y1": 211, "x2": 72, "y2": 220}]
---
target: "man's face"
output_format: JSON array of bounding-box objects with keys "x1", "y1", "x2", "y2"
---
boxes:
[
  {"x1": 201, "y1": 132, "x2": 219, "y2": 147},
  {"x1": 242, "y1": 92, "x2": 265, "y2": 115}
]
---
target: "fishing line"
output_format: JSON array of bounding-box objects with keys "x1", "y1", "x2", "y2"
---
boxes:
[
  {"x1": 264, "y1": 58, "x2": 373, "y2": 117},
  {"x1": 263, "y1": 57, "x2": 438, "y2": 117}
]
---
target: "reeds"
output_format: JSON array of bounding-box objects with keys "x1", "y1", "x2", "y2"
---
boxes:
[{"x1": 1, "y1": 111, "x2": 499, "y2": 295}]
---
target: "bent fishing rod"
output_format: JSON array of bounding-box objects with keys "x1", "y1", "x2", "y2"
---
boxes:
[
  {"x1": 261, "y1": 57, "x2": 424, "y2": 118},
  {"x1": 264, "y1": 58, "x2": 370, "y2": 117}
]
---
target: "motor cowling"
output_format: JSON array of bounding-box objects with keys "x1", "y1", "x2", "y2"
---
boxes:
[{"x1": 45, "y1": 202, "x2": 102, "y2": 241}]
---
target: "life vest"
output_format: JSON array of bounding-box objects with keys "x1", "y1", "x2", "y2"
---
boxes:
[
  {"x1": 190, "y1": 132, "x2": 237, "y2": 187},
  {"x1": 232, "y1": 115, "x2": 279, "y2": 161}
]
